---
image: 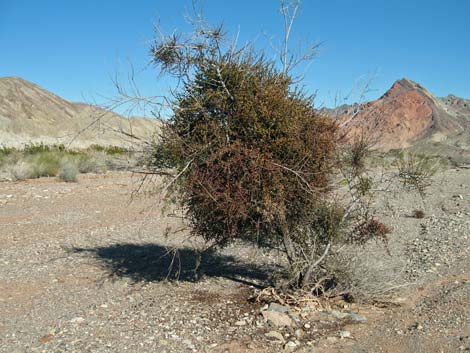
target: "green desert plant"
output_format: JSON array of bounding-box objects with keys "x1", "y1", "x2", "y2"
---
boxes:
[
  {"x1": 146, "y1": 5, "x2": 395, "y2": 290},
  {"x1": 23, "y1": 143, "x2": 65, "y2": 155},
  {"x1": 26, "y1": 152, "x2": 61, "y2": 178},
  {"x1": 88, "y1": 144, "x2": 128, "y2": 155},
  {"x1": 397, "y1": 152, "x2": 440, "y2": 195},
  {"x1": 58, "y1": 160, "x2": 79, "y2": 182}
]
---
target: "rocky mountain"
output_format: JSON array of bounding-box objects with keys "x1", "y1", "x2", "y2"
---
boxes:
[
  {"x1": 2, "y1": 76, "x2": 469, "y2": 162},
  {"x1": 335, "y1": 78, "x2": 470, "y2": 161},
  {"x1": 0, "y1": 77, "x2": 161, "y2": 148}
]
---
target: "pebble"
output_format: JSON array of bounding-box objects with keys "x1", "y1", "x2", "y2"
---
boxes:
[
  {"x1": 328, "y1": 310, "x2": 349, "y2": 319},
  {"x1": 326, "y1": 336, "x2": 338, "y2": 343},
  {"x1": 348, "y1": 312, "x2": 367, "y2": 322},
  {"x1": 265, "y1": 330, "x2": 285, "y2": 343},
  {"x1": 284, "y1": 341, "x2": 297, "y2": 351},
  {"x1": 268, "y1": 303, "x2": 290, "y2": 313},
  {"x1": 262, "y1": 310, "x2": 295, "y2": 327},
  {"x1": 295, "y1": 328, "x2": 304, "y2": 338},
  {"x1": 70, "y1": 317, "x2": 85, "y2": 324}
]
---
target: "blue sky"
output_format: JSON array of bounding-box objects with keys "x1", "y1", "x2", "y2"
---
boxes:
[{"x1": 1, "y1": 0, "x2": 469, "y2": 116}]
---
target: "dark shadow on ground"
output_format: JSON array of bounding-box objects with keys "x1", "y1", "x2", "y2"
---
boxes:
[{"x1": 73, "y1": 243, "x2": 282, "y2": 288}]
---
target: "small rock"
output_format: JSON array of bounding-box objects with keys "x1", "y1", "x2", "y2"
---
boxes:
[
  {"x1": 339, "y1": 330, "x2": 351, "y2": 338},
  {"x1": 284, "y1": 341, "x2": 297, "y2": 351},
  {"x1": 265, "y1": 330, "x2": 285, "y2": 343},
  {"x1": 234, "y1": 320, "x2": 247, "y2": 326},
  {"x1": 182, "y1": 339, "x2": 194, "y2": 349},
  {"x1": 70, "y1": 317, "x2": 85, "y2": 324},
  {"x1": 295, "y1": 328, "x2": 304, "y2": 338},
  {"x1": 304, "y1": 323, "x2": 311, "y2": 329},
  {"x1": 288, "y1": 311, "x2": 301, "y2": 322},
  {"x1": 268, "y1": 303, "x2": 290, "y2": 313},
  {"x1": 328, "y1": 310, "x2": 349, "y2": 319},
  {"x1": 348, "y1": 312, "x2": 367, "y2": 322},
  {"x1": 326, "y1": 336, "x2": 338, "y2": 343},
  {"x1": 262, "y1": 311, "x2": 295, "y2": 327}
]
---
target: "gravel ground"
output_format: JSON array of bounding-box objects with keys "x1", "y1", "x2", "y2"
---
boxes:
[{"x1": 0, "y1": 169, "x2": 469, "y2": 353}]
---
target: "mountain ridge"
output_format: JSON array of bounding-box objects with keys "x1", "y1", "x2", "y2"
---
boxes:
[
  {"x1": 335, "y1": 77, "x2": 470, "y2": 159},
  {"x1": 0, "y1": 77, "x2": 161, "y2": 148},
  {"x1": 1, "y1": 76, "x2": 469, "y2": 163}
]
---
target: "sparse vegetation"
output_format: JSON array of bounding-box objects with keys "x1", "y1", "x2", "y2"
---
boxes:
[
  {"x1": 413, "y1": 209, "x2": 425, "y2": 219},
  {"x1": 88, "y1": 144, "x2": 128, "y2": 155},
  {"x1": 0, "y1": 144, "x2": 140, "y2": 181},
  {"x1": 58, "y1": 159, "x2": 79, "y2": 182},
  {"x1": 397, "y1": 152, "x2": 441, "y2": 195}
]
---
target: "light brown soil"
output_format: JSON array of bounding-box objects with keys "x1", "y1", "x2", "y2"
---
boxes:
[{"x1": 0, "y1": 170, "x2": 469, "y2": 353}]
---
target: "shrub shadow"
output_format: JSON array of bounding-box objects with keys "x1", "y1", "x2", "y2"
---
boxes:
[{"x1": 73, "y1": 243, "x2": 281, "y2": 288}]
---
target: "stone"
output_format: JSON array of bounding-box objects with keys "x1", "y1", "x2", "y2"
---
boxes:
[
  {"x1": 348, "y1": 312, "x2": 367, "y2": 322},
  {"x1": 339, "y1": 330, "x2": 351, "y2": 338},
  {"x1": 284, "y1": 341, "x2": 297, "y2": 351},
  {"x1": 328, "y1": 310, "x2": 349, "y2": 319},
  {"x1": 295, "y1": 328, "x2": 304, "y2": 338},
  {"x1": 262, "y1": 310, "x2": 295, "y2": 327},
  {"x1": 70, "y1": 317, "x2": 85, "y2": 324},
  {"x1": 326, "y1": 336, "x2": 338, "y2": 343},
  {"x1": 234, "y1": 320, "x2": 246, "y2": 326},
  {"x1": 268, "y1": 303, "x2": 290, "y2": 313},
  {"x1": 265, "y1": 330, "x2": 285, "y2": 343},
  {"x1": 288, "y1": 311, "x2": 301, "y2": 322},
  {"x1": 182, "y1": 339, "x2": 194, "y2": 349}
]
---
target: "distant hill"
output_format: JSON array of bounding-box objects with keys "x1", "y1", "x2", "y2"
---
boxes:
[
  {"x1": 2, "y1": 76, "x2": 469, "y2": 163},
  {"x1": 0, "y1": 77, "x2": 162, "y2": 148},
  {"x1": 334, "y1": 78, "x2": 470, "y2": 162}
]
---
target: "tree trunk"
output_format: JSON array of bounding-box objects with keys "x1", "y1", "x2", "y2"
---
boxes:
[
  {"x1": 280, "y1": 222, "x2": 296, "y2": 264},
  {"x1": 300, "y1": 242, "x2": 331, "y2": 288}
]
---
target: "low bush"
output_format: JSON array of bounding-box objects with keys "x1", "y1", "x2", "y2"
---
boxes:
[
  {"x1": 58, "y1": 160, "x2": 79, "y2": 182},
  {"x1": 26, "y1": 152, "x2": 61, "y2": 178},
  {"x1": 397, "y1": 152, "x2": 440, "y2": 195},
  {"x1": 88, "y1": 144, "x2": 128, "y2": 155},
  {"x1": 75, "y1": 153, "x2": 107, "y2": 174},
  {"x1": 145, "y1": 8, "x2": 435, "y2": 295},
  {"x1": 23, "y1": 143, "x2": 65, "y2": 155},
  {"x1": 0, "y1": 144, "x2": 137, "y2": 181},
  {"x1": 413, "y1": 209, "x2": 425, "y2": 219}
]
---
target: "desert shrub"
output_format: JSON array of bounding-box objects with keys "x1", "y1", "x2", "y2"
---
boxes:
[
  {"x1": 397, "y1": 152, "x2": 440, "y2": 195},
  {"x1": 146, "y1": 15, "x2": 397, "y2": 290},
  {"x1": 75, "y1": 153, "x2": 107, "y2": 173},
  {"x1": 0, "y1": 148, "x2": 21, "y2": 167},
  {"x1": 0, "y1": 161, "x2": 32, "y2": 181},
  {"x1": 23, "y1": 143, "x2": 65, "y2": 155},
  {"x1": 26, "y1": 152, "x2": 61, "y2": 178},
  {"x1": 88, "y1": 144, "x2": 128, "y2": 155},
  {"x1": 413, "y1": 209, "x2": 425, "y2": 219},
  {"x1": 137, "y1": 3, "x2": 433, "y2": 295},
  {"x1": 351, "y1": 218, "x2": 392, "y2": 245},
  {"x1": 0, "y1": 144, "x2": 137, "y2": 181},
  {"x1": 58, "y1": 160, "x2": 78, "y2": 182},
  {"x1": 0, "y1": 146, "x2": 16, "y2": 160}
]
